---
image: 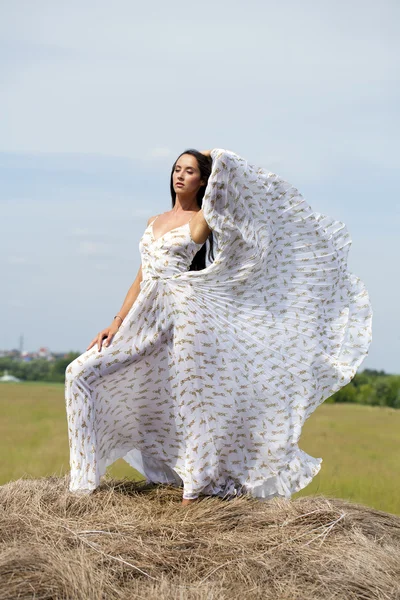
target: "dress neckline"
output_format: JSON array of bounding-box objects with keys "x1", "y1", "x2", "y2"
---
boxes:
[{"x1": 149, "y1": 213, "x2": 203, "y2": 245}]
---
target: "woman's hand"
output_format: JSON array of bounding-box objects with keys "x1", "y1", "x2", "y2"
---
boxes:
[
  {"x1": 200, "y1": 149, "x2": 212, "y2": 157},
  {"x1": 86, "y1": 322, "x2": 121, "y2": 352}
]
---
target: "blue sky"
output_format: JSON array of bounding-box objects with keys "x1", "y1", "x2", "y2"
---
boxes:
[{"x1": 1, "y1": 0, "x2": 398, "y2": 373}]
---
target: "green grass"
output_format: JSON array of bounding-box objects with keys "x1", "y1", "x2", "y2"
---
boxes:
[{"x1": 1, "y1": 382, "x2": 399, "y2": 515}]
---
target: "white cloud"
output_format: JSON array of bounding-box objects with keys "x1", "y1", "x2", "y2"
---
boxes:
[
  {"x1": 7, "y1": 256, "x2": 29, "y2": 265},
  {"x1": 77, "y1": 241, "x2": 109, "y2": 257}
]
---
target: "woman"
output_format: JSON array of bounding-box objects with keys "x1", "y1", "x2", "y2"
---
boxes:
[{"x1": 65, "y1": 148, "x2": 372, "y2": 506}]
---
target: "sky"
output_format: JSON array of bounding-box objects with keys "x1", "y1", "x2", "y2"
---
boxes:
[{"x1": 1, "y1": 0, "x2": 399, "y2": 373}]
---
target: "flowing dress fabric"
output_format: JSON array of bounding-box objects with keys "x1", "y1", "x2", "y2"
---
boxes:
[{"x1": 65, "y1": 148, "x2": 373, "y2": 500}]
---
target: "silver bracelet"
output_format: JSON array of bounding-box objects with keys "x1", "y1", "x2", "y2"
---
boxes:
[{"x1": 114, "y1": 315, "x2": 123, "y2": 324}]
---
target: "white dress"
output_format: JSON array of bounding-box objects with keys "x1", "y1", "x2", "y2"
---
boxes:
[{"x1": 65, "y1": 148, "x2": 373, "y2": 500}]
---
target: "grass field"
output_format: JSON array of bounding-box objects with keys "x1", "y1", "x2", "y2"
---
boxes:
[{"x1": 1, "y1": 381, "x2": 399, "y2": 515}]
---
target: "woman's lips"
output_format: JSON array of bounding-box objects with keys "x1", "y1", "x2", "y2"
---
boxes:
[{"x1": 176, "y1": 183, "x2": 184, "y2": 187}]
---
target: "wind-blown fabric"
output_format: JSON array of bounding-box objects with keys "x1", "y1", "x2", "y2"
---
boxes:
[{"x1": 65, "y1": 148, "x2": 372, "y2": 501}]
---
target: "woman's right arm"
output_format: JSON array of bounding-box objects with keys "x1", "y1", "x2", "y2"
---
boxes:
[
  {"x1": 86, "y1": 263, "x2": 143, "y2": 351},
  {"x1": 113, "y1": 263, "x2": 143, "y2": 323},
  {"x1": 87, "y1": 215, "x2": 156, "y2": 351}
]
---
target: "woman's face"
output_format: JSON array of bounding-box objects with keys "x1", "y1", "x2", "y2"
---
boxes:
[{"x1": 173, "y1": 154, "x2": 205, "y2": 195}]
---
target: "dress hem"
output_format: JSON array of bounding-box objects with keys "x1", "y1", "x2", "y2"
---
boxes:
[{"x1": 68, "y1": 445, "x2": 323, "y2": 503}]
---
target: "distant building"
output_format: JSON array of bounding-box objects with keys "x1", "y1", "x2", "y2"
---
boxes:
[{"x1": 0, "y1": 370, "x2": 21, "y2": 383}]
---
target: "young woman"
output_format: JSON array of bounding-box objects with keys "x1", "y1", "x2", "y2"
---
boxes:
[{"x1": 65, "y1": 148, "x2": 372, "y2": 506}]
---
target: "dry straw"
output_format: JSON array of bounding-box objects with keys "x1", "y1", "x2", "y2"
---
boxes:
[{"x1": 0, "y1": 476, "x2": 399, "y2": 599}]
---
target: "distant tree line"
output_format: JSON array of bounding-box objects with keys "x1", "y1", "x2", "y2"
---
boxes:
[
  {"x1": 0, "y1": 354, "x2": 80, "y2": 384},
  {"x1": 324, "y1": 369, "x2": 400, "y2": 409},
  {"x1": 0, "y1": 358, "x2": 399, "y2": 408}
]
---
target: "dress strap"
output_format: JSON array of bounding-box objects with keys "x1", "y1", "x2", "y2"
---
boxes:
[{"x1": 151, "y1": 212, "x2": 196, "y2": 227}]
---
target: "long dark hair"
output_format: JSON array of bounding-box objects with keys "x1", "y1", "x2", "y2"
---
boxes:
[{"x1": 169, "y1": 149, "x2": 215, "y2": 271}]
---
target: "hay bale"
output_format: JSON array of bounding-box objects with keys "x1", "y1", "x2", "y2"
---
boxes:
[{"x1": 0, "y1": 476, "x2": 399, "y2": 599}]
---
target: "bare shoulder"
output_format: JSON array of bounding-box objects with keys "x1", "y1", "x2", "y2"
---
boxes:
[{"x1": 146, "y1": 214, "x2": 158, "y2": 226}]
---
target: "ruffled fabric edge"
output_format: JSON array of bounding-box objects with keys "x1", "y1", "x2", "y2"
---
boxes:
[
  {"x1": 174, "y1": 448, "x2": 323, "y2": 501},
  {"x1": 68, "y1": 443, "x2": 322, "y2": 503}
]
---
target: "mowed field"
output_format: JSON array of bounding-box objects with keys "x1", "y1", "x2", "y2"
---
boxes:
[{"x1": 1, "y1": 381, "x2": 399, "y2": 515}]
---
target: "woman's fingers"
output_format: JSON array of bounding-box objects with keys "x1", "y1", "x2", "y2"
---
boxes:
[
  {"x1": 97, "y1": 332, "x2": 106, "y2": 351},
  {"x1": 104, "y1": 329, "x2": 117, "y2": 348},
  {"x1": 86, "y1": 337, "x2": 97, "y2": 351},
  {"x1": 86, "y1": 328, "x2": 112, "y2": 351}
]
